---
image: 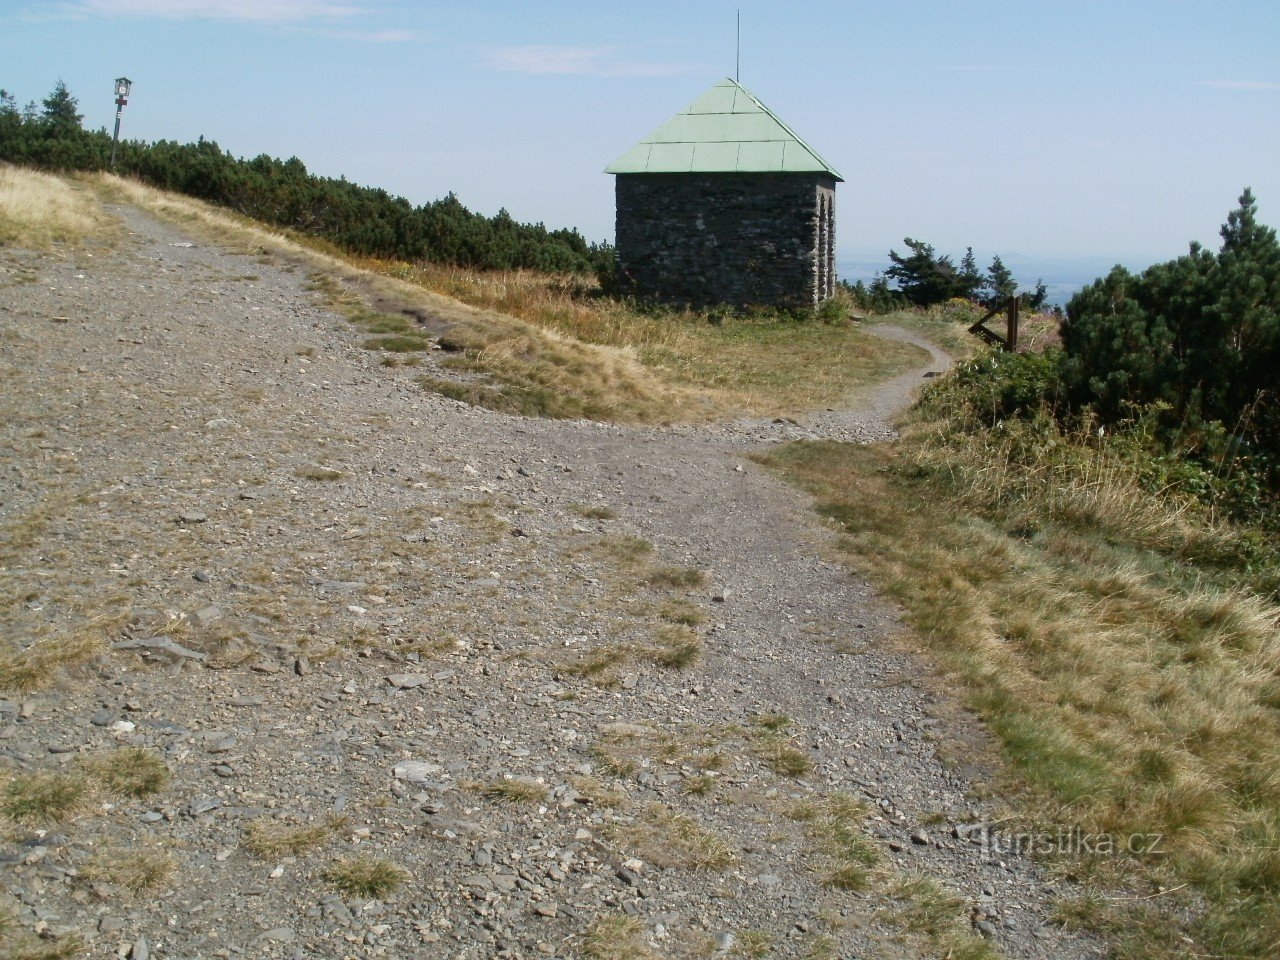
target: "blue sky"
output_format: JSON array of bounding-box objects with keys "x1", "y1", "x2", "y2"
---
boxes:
[{"x1": 4, "y1": 0, "x2": 1279, "y2": 273}]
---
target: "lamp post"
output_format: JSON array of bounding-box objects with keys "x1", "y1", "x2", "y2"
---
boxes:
[{"x1": 110, "y1": 76, "x2": 132, "y2": 169}]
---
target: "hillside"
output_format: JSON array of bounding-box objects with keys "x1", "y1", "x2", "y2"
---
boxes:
[{"x1": 0, "y1": 173, "x2": 1103, "y2": 959}]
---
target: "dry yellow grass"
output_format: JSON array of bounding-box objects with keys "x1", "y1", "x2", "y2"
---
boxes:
[
  {"x1": 580, "y1": 915, "x2": 658, "y2": 960},
  {"x1": 763, "y1": 433, "x2": 1280, "y2": 959},
  {"x1": 0, "y1": 164, "x2": 114, "y2": 249},
  {"x1": 83, "y1": 846, "x2": 176, "y2": 894},
  {"x1": 242, "y1": 815, "x2": 346, "y2": 857},
  {"x1": 88, "y1": 172, "x2": 926, "y2": 424},
  {"x1": 606, "y1": 803, "x2": 737, "y2": 870}
]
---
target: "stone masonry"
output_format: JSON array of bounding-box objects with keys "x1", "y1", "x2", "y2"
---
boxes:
[{"x1": 614, "y1": 172, "x2": 837, "y2": 309}]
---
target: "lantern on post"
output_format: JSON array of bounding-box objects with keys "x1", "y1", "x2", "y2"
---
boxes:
[{"x1": 110, "y1": 76, "x2": 132, "y2": 169}]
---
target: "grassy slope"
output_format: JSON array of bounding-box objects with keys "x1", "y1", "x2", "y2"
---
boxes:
[
  {"x1": 91, "y1": 173, "x2": 926, "y2": 425},
  {"x1": 0, "y1": 164, "x2": 115, "y2": 249},
  {"x1": 761, "y1": 410, "x2": 1280, "y2": 958}
]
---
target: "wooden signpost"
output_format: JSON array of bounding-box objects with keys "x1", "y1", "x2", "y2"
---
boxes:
[{"x1": 968, "y1": 296, "x2": 1020, "y2": 352}]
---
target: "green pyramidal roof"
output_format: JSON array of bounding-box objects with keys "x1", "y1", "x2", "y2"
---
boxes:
[{"x1": 605, "y1": 77, "x2": 842, "y2": 180}]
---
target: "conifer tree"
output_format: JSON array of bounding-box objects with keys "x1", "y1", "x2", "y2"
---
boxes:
[
  {"x1": 41, "y1": 80, "x2": 82, "y2": 135},
  {"x1": 985, "y1": 255, "x2": 1016, "y2": 305},
  {"x1": 958, "y1": 247, "x2": 983, "y2": 300},
  {"x1": 1062, "y1": 189, "x2": 1280, "y2": 469},
  {"x1": 886, "y1": 238, "x2": 962, "y2": 305}
]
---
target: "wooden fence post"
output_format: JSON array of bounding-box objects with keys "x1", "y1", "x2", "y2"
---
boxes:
[{"x1": 967, "y1": 295, "x2": 1021, "y2": 352}]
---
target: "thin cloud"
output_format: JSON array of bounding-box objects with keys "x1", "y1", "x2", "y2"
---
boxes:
[
  {"x1": 485, "y1": 45, "x2": 696, "y2": 78},
  {"x1": 61, "y1": 0, "x2": 362, "y2": 21},
  {"x1": 1199, "y1": 79, "x2": 1279, "y2": 91},
  {"x1": 330, "y1": 27, "x2": 416, "y2": 42}
]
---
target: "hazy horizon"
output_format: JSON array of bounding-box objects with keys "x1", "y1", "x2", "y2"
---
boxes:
[{"x1": 837, "y1": 247, "x2": 1182, "y2": 306}]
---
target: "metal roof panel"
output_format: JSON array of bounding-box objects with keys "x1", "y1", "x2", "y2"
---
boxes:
[
  {"x1": 650, "y1": 112, "x2": 735, "y2": 143},
  {"x1": 736, "y1": 140, "x2": 786, "y2": 171},
  {"x1": 690, "y1": 141, "x2": 742, "y2": 171},
  {"x1": 644, "y1": 142, "x2": 696, "y2": 173},
  {"x1": 780, "y1": 141, "x2": 829, "y2": 172},
  {"x1": 604, "y1": 142, "x2": 654, "y2": 174},
  {"x1": 683, "y1": 83, "x2": 740, "y2": 114}
]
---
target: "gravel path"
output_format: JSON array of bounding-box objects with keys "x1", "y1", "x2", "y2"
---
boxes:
[{"x1": 0, "y1": 206, "x2": 1097, "y2": 960}]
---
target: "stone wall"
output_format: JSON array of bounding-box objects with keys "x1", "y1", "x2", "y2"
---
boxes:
[{"x1": 614, "y1": 172, "x2": 837, "y2": 308}]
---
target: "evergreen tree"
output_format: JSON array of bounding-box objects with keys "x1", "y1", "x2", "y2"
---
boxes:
[
  {"x1": 958, "y1": 247, "x2": 984, "y2": 300},
  {"x1": 985, "y1": 255, "x2": 1016, "y2": 305},
  {"x1": 1061, "y1": 189, "x2": 1280, "y2": 471},
  {"x1": 41, "y1": 80, "x2": 81, "y2": 135},
  {"x1": 886, "y1": 238, "x2": 964, "y2": 306},
  {"x1": 0, "y1": 90, "x2": 19, "y2": 139}
]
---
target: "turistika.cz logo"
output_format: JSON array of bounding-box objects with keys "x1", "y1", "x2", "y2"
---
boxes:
[{"x1": 979, "y1": 825, "x2": 1165, "y2": 857}]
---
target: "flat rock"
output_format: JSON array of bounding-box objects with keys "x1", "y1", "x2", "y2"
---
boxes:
[
  {"x1": 114, "y1": 636, "x2": 207, "y2": 661},
  {"x1": 385, "y1": 673, "x2": 430, "y2": 689},
  {"x1": 393, "y1": 760, "x2": 443, "y2": 784}
]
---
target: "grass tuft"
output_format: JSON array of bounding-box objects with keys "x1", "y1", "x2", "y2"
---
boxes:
[
  {"x1": 573, "y1": 503, "x2": 618, "y2": 521},
  {"x1": 479, "y1": 777, "x2": 547, "y2": 804},
  {"x1": 321, "y1": 855, "x2": 409, "y2": 898},
  {"x1": 656, "y1": 599, "x2": 707, "y2": 627},
  {"x1": 565, "y1": 644, "x2": 633, "y2": 683},
  {"x1": 0, "y1": 771, "x2": 91, "y2": 825},
  {"x1": 607, "y1": 803, "x2": 736, "y2": 870},
  {"x1": 295, "y1": 466, "x2": 344, "y2": 481},
  {"x1": 787, "y1": 793, "x2": 879, "y2": 891},
  {"x1": 643, "y1": 566, "x2": 709, "y2": 590},
  {"x1": 363, "y1": 334, "x2": 432, "y2": 352},
  {"x1": 0, "y1": 629, "x2": 107, "y2": 692},
  {"x1": 581, "y1": 915, "x2": 656, "y2": 960},
  {"x1": 84, "y1": 847, "x2": 176, "y2": 894},
  {"x1": 82, "y1": 747, "x2": 170, "y2": 798},
  {"x1": 643, "y1": 624, "x2": 702, "y2": 669},
  {"x1": 243, "y1": 815, "x2": 346, "y2": 857},
  {"x1": 753, "y1": 734, "x2": 812, "y2": 778}
]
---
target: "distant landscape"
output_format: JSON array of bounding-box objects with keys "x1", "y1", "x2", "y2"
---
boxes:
[{"x1": 838, "y1": 251, "x2": 1160, "y2": 306}]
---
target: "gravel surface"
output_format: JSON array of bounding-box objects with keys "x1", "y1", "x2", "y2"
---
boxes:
[{"x1": 0, "y1": 206, "x2": 1099, "y2": 959}]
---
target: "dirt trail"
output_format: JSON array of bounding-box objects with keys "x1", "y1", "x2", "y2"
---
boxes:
[{"x1": 0, "y1": 206, "x2": 1097, "y2": 959}]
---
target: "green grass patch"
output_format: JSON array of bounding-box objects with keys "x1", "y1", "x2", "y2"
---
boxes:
[
  {"x1": 84, "y1": 847, "x2": 176, "y2": 894},
  {"x1": 643, "y1": 624, "x2": 702, "y2": 669},
  {"x1": 82, "y1": 747, "x2": 170, "y2": 798},
  {"x1": 607, "y1": 803, "x2": 737, "y2": 870},
  {"x1": 761, "y1": 427, "x2": 1280, "y2": 959},
  {"x1": 321, "y1": 855, "x2": 408, "y2": 898},
  {"x1": 786, "y1": 793, "x2": 879, "y2": 891},
  {"x1": 643, "y1": 566, "x2": 709, "y2": 590},
  {"x1": 0, "y1": 771, "x2": 91, "y2": 825},
  {"x1": 580, "y1": 915, "x2": 656, "y2": 960},
  {"x1": 363, "y1": 334, "x2": 433, "y2": 352}
]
